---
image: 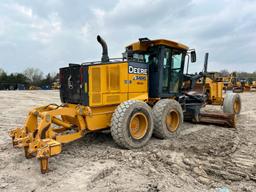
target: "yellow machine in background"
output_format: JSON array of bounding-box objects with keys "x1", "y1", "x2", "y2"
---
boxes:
[
  {"x1": 51, "y1": 82, "x2": 60, "y2": 89},
  {"x1": 205, "y1": 77, "x2": 224, "y2": 105},
  {"x1": 10, "y1": 36, "x2": 241, "y2": 173},
  {"x1": 29, "y1": 85, "x2": 41, "y2": 90},
  {"x1": 193, "y1": 72, "x2": 224, "y2": 105},
  {"x1": 251, "y1": 81, "x2": 256, "y2": 91},
  {"x1": 239, "y1": 79, "x2": 252, "y2": 92},
  {"x1": 222, "y1": 72, "x2": 254, "y2": 93},
  {"x1": 222, "y1": 72, "x2": 240, "y2": 92}
]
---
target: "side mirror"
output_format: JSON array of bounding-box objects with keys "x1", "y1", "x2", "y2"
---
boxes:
[{"x1": 191, "y1": 50, "x2": 196, "y2": 63}]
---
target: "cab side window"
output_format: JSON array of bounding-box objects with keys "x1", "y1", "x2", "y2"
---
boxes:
[{"x1": 172, "y1": 51, "x2": 183, "y2": 69}]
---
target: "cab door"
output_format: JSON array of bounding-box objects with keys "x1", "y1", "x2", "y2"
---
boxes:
[{"x1": 159, "y1": 47, "x2": 185, "y2": 97}]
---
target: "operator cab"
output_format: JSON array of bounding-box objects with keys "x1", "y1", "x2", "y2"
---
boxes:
[{"x1": 125, "y1": 38, "x2": 196, "y2": 98}]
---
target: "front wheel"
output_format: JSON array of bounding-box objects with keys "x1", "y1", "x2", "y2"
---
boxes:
[
  {"x1": 111, "y1": 100, "x2": 153, "y2": 149},
  {"x1": 223, "y1": 93, "x2": 241, "y2": 115}
]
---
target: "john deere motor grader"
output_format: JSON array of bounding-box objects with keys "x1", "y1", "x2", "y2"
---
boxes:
[{"x1": 10, "y1": 36, "x2": 241, "y2": 173}]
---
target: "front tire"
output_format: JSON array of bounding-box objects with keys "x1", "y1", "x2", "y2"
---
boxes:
[
  {"x1": 152, "y1": 99, "x2": 183, "y2": 139},
  {"x1": 111, "y1": 100, "x2": 153, "y2": 149},
  {"x1": 223, "y1": 93, "x2": 241, "y2": 115}
]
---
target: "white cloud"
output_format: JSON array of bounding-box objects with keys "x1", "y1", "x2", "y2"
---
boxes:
[
  {"x1": 0, "y1": 0, "x2": 255, "y2": 73},
  {"x1": 31, "y1": 12, "x2": 62, "y2": 44},
  {"x1": 7, "y1": 3, "x2": 33, "y2": 17},
  {"x1": 92, "y1": 8, "x2": 105, "y2": 20},
  {"x1": 80, "y1": 24, "x2": 89, "y2": 36}
]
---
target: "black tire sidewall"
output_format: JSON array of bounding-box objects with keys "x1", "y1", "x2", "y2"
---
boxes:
[{"x1": 153, "y1": 99, "x2": 183, "y2": 139}]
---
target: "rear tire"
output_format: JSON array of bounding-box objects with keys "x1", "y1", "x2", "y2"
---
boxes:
[
  {"x1": 152, "y1": 99, "x2": 183, "y2": 139},
  {"x1": 223, "y1": 93, "x2": 241, "y2": 115},
  {"x1": 111, "y1": 100, "x2": 153, "y2": 149}
]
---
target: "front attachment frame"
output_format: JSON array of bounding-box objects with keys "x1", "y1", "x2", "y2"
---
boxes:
[{"x1": 9, "y1": 104, "x2": 87, "y2": 173}]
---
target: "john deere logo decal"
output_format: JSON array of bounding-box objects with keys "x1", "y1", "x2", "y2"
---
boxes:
[{"x1": 128, "y1": 62, "x2": 148, "y2": 75}]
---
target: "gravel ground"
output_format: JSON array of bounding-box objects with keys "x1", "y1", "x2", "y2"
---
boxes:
[{"x1": 0, "y1": 90, "x2": 256, "y2": 192}]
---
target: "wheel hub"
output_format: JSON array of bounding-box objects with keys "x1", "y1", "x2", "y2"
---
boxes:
[
  {"x1": 166, "y1": 110, "x2": 179, "y2": 132},
  {"x1": 129, "y1": 112, "x2": 148, "y2": 140},
  {"x1": 233, "y1": 98, "x2": 241, "y2": 114}
]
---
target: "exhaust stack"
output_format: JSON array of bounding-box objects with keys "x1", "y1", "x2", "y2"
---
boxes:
[
  {"x1": 97, "y1": 35, "x2": 109, "y2": 62},
  {"x1": 204, "y1": 52, "x2": 209, "y2": 73}
]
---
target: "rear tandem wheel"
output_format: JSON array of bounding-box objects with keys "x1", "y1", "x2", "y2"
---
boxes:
[
  {"x1": 110, "y1": 100, "x2": 153, "y2": 149},
  {"x1": 152, "y1": 99, "x2": 183, "y2": 139}
]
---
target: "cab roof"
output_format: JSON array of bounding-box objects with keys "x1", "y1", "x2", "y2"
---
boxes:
[{"x1": 126, "y1": 38, "x2": 189, "y2": 52}]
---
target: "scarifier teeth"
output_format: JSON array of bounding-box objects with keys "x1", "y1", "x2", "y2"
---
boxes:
[{"x1": 12, "y1": 136, "x2": 30, "y2": 148}]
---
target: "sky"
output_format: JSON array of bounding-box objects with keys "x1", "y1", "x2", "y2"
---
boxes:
[{"x1": 0, "y1": 0, "x2": 255, "y2": 74}]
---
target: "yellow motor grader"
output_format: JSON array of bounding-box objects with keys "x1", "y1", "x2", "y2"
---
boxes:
[
  {"x1": 222, "y1": 72, "x2": 252, "y2": 93},
  {"x1": 222, "y1": 72, "x2": 242, "y2": 92},
  {"x1": 10, "y1": 36, "x2": 241, "y2": 173},
  {"x1": 251, "y1": 81, "x2": 256, "y2": 91}
]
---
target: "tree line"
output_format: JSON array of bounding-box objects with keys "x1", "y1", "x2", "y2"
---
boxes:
[
  {"x1": 0, "y1": 68, "x2": 59, "y2": 89},
  {"x1": 1, "y1": 67, "x2": 256, "y2": 90},
  {"x1": 219, "y1": 70, "x2": 256, "y2": 81}
]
